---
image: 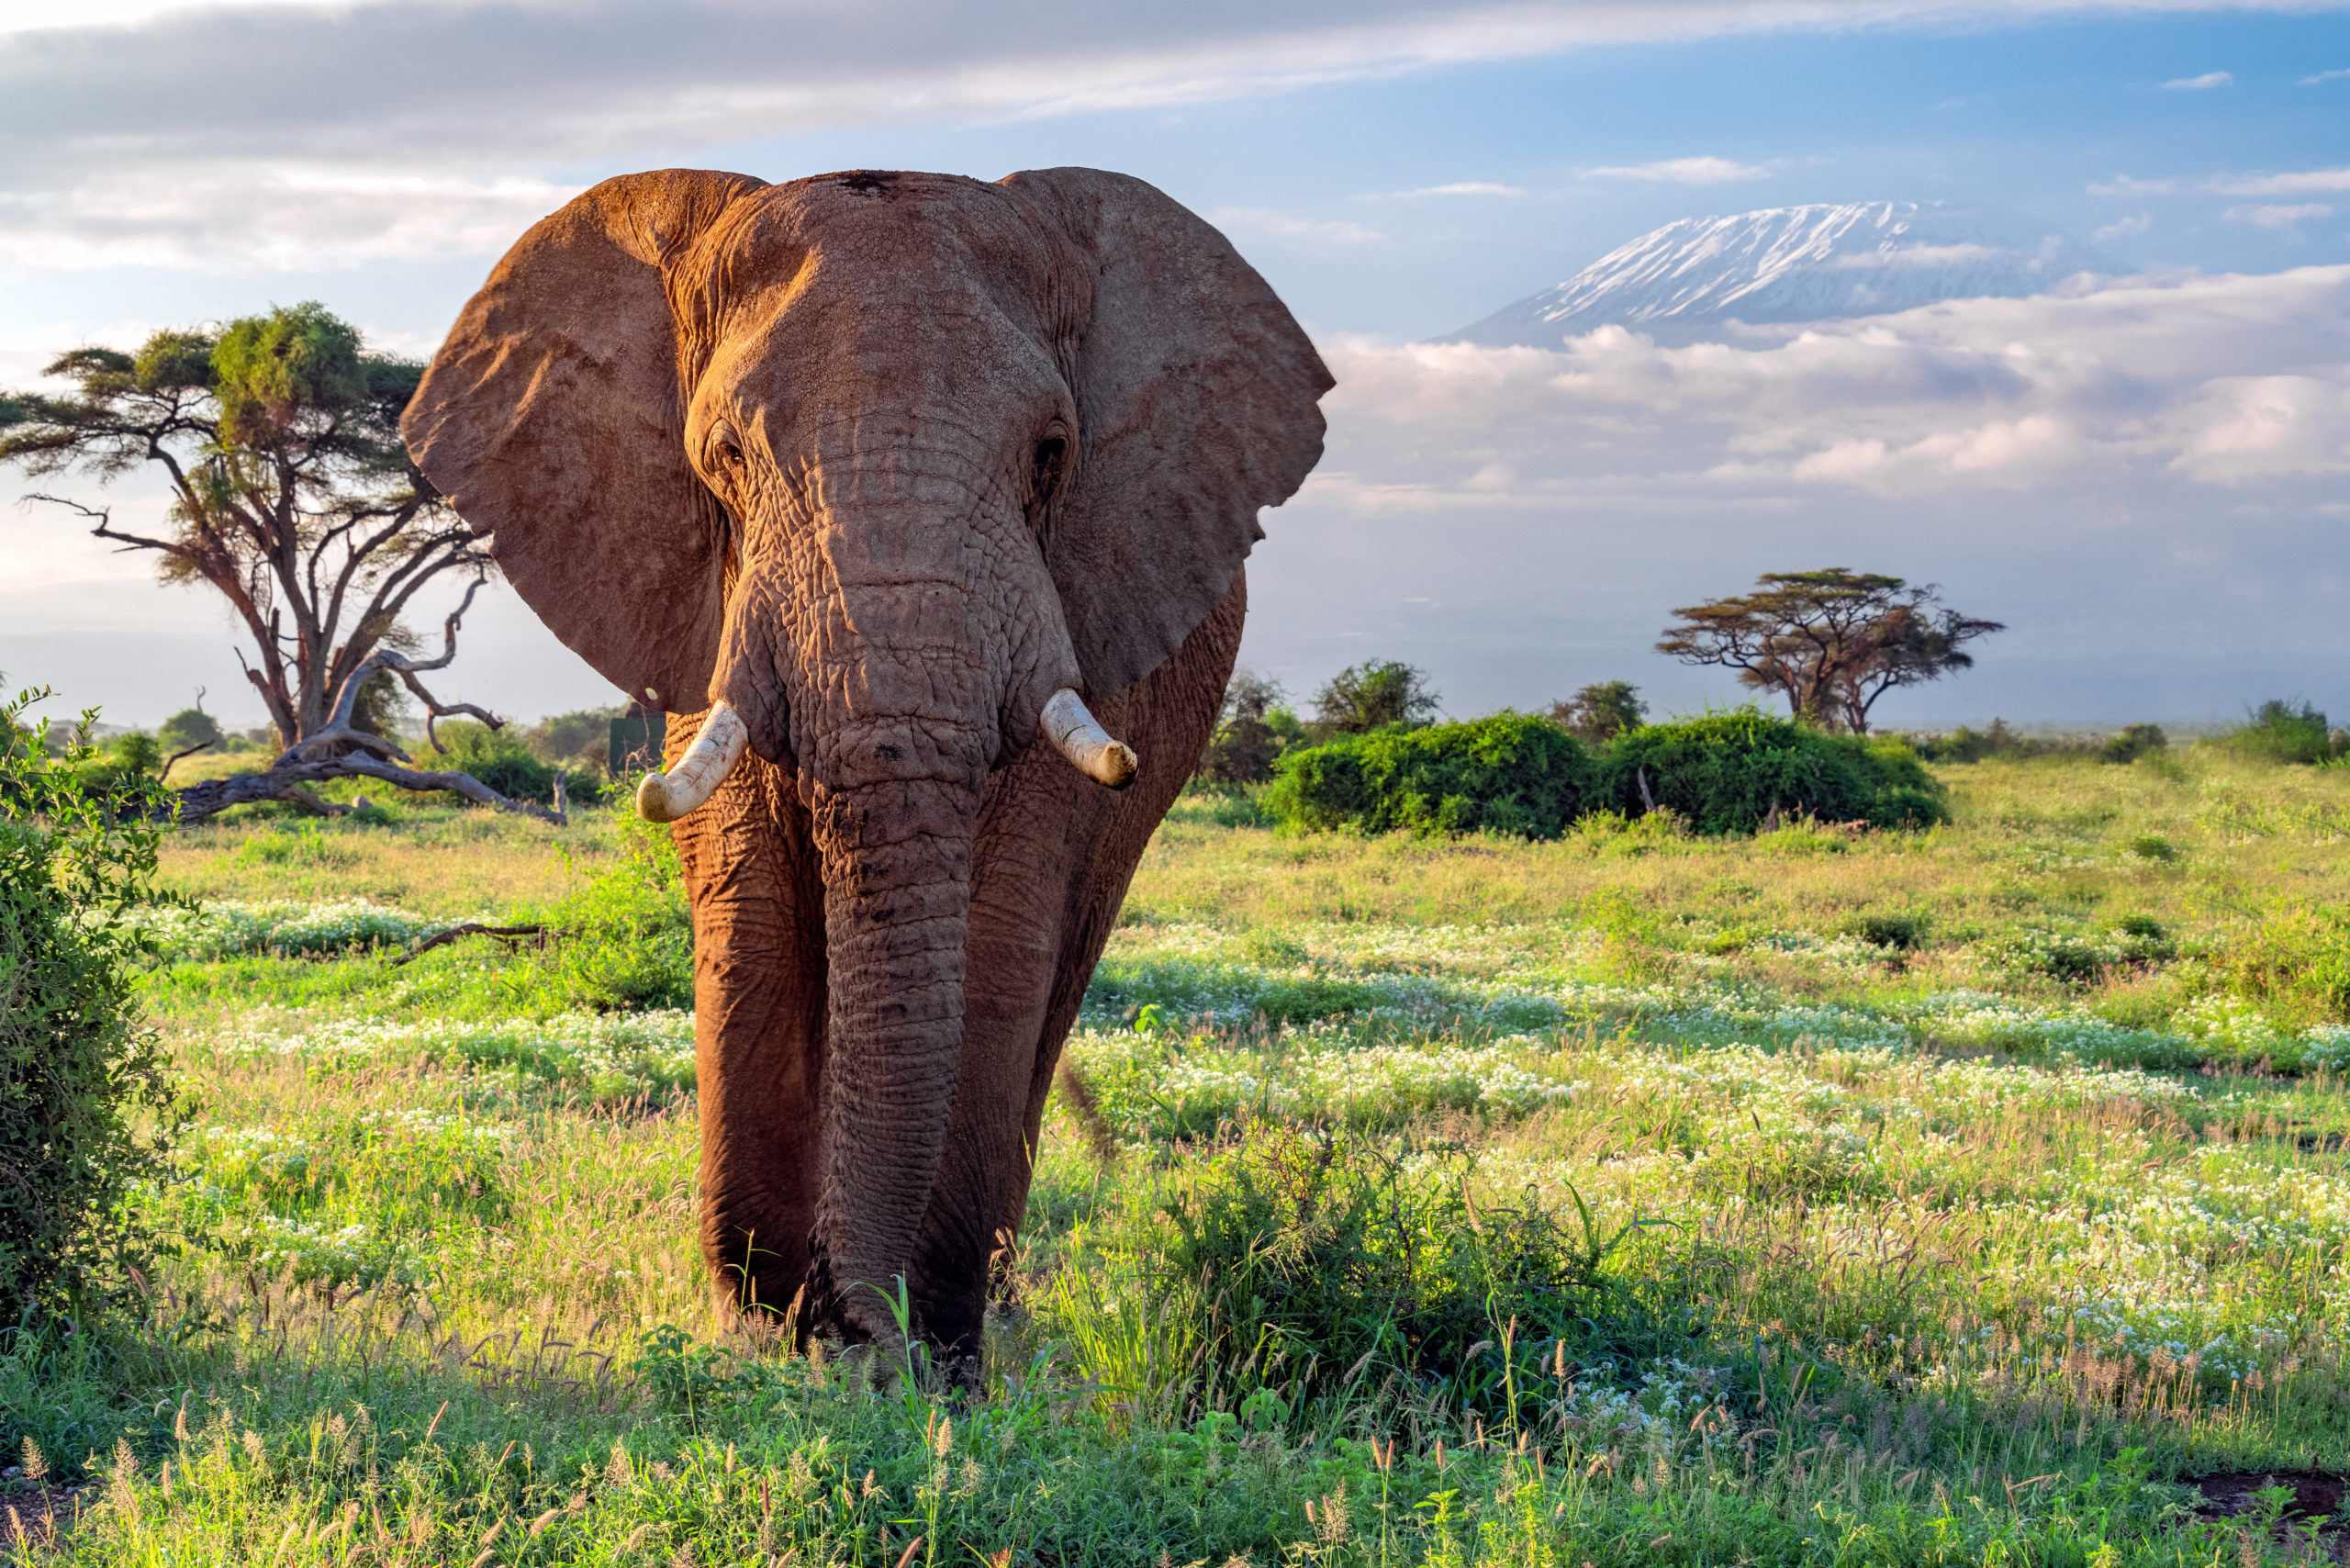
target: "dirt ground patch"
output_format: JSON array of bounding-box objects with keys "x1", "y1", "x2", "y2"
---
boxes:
[
  {"x1": 2190, "y1": 1468, "x2": 2350, "y2": 1548},
  {"x1": 3, "y1": 1481, "x2": 90, "y2": 1550}
]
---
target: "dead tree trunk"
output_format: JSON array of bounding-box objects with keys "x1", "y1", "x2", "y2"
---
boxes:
[{"x1": 163, "y1": 580, "x2": 565, "y2": 827}]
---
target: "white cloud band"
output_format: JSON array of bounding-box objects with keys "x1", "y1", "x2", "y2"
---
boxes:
[
  {"x1": 1312, "y1": 265, "x2": 2350, "y2": 510},
  {"x1": 0, "y1": 0, "x2": 2334, "y2": 272}
]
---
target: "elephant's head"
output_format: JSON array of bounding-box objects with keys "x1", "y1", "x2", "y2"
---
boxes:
[{"x1": 401, "y1": 166, "x2": 1328, "y2": 1338}]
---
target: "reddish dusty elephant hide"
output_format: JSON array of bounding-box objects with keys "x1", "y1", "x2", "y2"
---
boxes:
[{"x1": 402, "y1": 165, "x2": 1328, "y2": 1351}]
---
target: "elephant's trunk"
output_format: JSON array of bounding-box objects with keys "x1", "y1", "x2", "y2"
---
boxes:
[
  {"x1": 710, "y1": 447, "x2": 1096, "y2": 1344},
  {"x1": 802, "y1": 747, "x2": 983, "y2": 1344}
]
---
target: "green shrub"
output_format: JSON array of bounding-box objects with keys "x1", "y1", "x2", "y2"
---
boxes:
[
  {"x1": 1606, "y1": 710, "x2": 1948, "y2": 834},
  {"x1": 1154, "y1": 1120, "x2": 1705, "y2": 1416},
  {"x1": 2100, "y1": 723, "x2": 2166, "y2": 765},
  {"x1": 0, "y1": 689, "x2": 179, "y2": 1326},
  {"x1": 490, "y1": 810, "x2": 692, "y2": 1014},
  {"x1": 523, "y1": 705, "x2": 628, "y2": 771},
  {"x1": 2218, "y1": 904, "x2": 2350, "y2": 1025},
  {"x1": 2224, "y1": 700, "x2": 2338, "y2": 766},
  {"x1": 1909, "y1": 719, "x2": 2094, "y2": 763},
  {"x1": 156, "y1": 707, "x2": 222, "y2": 755},
  {"x1": 1547, "y1": 679, "x2": 1647, "y2": 744},
  {"x1": 425, "y1": 721, "x2": 603, "y2": 807},
  {"x1": 1265, "y1": 713, "x2": 1601, "y2": 839},
  {"x1": 1844, "y1": 911, "x2": 1930, "y2": 950},
  {"x1": 68, "y1": 731, "x2": 164, "y2": 801}
]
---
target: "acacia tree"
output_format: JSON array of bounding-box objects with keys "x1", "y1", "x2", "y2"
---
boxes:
[
  {"x1": 1657, "y1": 569, "x2": 2002, "y2": 734},
  {"x1": 1311, "y1": 660, "x2": 1441, "y2": 738},
  {"x1": 0, "y1": 303, "x2": 554, "y2": 823},
  {"x1": 1548, "y1": 680, "x2": 1647, "y2": 744}
]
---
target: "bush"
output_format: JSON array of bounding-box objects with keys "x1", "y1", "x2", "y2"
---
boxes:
[
  {"x1": 1308, "y1": 660, "x2": 1439, "y2": 739},
  {"x1": 2223, "y1": 700, "x2": 2340, "y2": 766},
  {"x1": 1266, "y1": 713, "x2": 1602, "y2": 839},
  {"x1": 156, "y1": 707, "x2": 222, "y2": 756},
  {"x1": 1155, "y1": 1120, "x2": 1705, "y2": 1415},
  {"x1": 1547, "y1": 680, "x2": 1648, "y2": 744},
  {"x1": 523, "y1": 705, "x2": 627, "y2": 772},
  {"x1": 1909, "y1": 719, "x2": 2092, "y2": 763},
  {"x1": 493, "y1": 810, "x2": 693, "y2": 1014},
  {"x1": 2101, "y1": 723, "x2": 2167, "y2": 765},
  {"x1": 0, "y1": 689, "x2": 179, "y2": 1325},
  {"x1": 1606, "y1": 710, "x2": 1949, "y2": 834},
  {"x1": 425, "y1": 721, "x2": 603, "y2": 807},
  {"x1": 2218, "y1": 904, "x2": 2350, "y2": 1025},
  {"x1": 70, "y1": 731, "x2": 164, "y2": 801}
]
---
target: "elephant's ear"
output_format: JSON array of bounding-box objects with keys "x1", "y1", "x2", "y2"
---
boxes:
[
  {"x1": 1002, "y1": 167, "x2": 1332, "y2": 699},
  {"x1": 401, "y1": 168, "x2": 767, "y2": 712}
]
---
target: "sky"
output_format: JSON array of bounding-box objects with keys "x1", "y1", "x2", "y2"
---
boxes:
[{"x1": 1, "y1": 0, "x2": 2345, "y2": 734}]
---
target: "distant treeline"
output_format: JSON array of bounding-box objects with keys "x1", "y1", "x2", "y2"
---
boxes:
[{"x1": 1192, "y1": 663, "x2": 2348, "y2": 841}]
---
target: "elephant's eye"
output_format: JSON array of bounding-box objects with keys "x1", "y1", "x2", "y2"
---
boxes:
[
  {"x1": 1031, "y1": 433, "x2": 1067, "y2": 495},
  {"x1": 710, "y1": 427, "x2": 745, "y2": 474}
]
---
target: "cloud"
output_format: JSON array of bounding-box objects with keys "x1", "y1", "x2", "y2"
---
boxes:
[
  {"x1": 2159, "y1": 71, "x2": 2232, "y2": 89},
  {"x1": 2094, "y1": 213, "x2": 2152, "y2": 241},
  {"x1": 2172, "y1": 374, "x2": 2350, "y2": 482},
  {"x1": 1312, "y1": 265, "x2": 2350, "y2": 503},
  {"x1": 0, "y1": 170, "x2": 581, "y2": 272},
  {"x1": 1383, "y1": 182, "x2": 1526, "y2": 197},
  {"x1": 28, "y1": 0, "x2": 2310, "y2": 273},
  {"x1": 1208, "y1": 207, "x2": 1383, "y2": 244},
  {"x1": 1584, "y1": 155, "x2": 1771, "y2": 185},
  {"x1": 2210, "y1": 167, "x2": 2350, "y2": 196},
  {"x1": 2223, "y1": 203, "x2": 2334, "y2": 233},
  {"x1": 2087, "y1": 174, "x2": 2176, "y2": 196},
  {"x1": 1236, "y1": 268, "x2": 2350, "y2": 723},
  {"x1": 2299, "y1": 67, "x2": 2350, "y2": 84}
]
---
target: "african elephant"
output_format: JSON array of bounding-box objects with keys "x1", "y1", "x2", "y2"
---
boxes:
[{"x1": 401, "y1": 166, "x2": 1330, "y2": 1353}]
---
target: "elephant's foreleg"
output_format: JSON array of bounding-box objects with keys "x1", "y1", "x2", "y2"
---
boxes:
[{"x1": 670, "y1": 740, "x2": 829, "y2": 1325}]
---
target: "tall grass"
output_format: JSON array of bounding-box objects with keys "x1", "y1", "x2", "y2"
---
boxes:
[{"x1": 6, "y1": 745, "x2": 2349, "y2": 1563}]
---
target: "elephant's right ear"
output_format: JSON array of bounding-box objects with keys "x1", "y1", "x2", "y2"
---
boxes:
[{"x1": 401, "y1": 169, "x2": 767, "y2": 713}]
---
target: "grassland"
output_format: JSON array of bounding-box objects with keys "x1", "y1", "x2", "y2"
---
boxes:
[{"x1": 8, "y1": 745, "x2": 2350, "y2": 1565}]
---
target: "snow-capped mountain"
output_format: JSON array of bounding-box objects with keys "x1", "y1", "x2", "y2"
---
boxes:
[{"x1": 1449, "y1": 202, "x2": 2128, "y2": 348}]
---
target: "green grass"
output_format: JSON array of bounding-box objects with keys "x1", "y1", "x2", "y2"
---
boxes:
[{"x1": 8, "y1": 744, "x2": 2350, "y2": 1564}]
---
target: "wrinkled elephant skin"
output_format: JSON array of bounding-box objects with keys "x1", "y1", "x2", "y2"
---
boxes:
[{"x1": 401, "y1": 167, "x2": 1330, "y2": 1352}]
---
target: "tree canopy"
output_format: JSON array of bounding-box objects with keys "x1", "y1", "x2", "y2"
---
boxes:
[
  {"x1": 1195, "y1": 670, "x2": 1304, "y2": 788},
  {"x1": 1656, "y1": 569, "x2": 2003, "y2": 734},
  {"x1": 0, "y1": 303, "x2": 554, "y2": 823},
  {"x1": 1311, "y1": 660, "x2": 1441, "y2": 738},
  {"x1": 1548, "y1": 680, "x2": 1648, "y2": 744},
  {"x1": 0, "y1": 302, "x2": 484, "y2": 751}
]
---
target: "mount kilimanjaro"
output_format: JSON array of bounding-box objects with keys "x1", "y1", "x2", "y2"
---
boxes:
[{"x1": 1448, "y1": 201, "x2": 2129, "y2": 349}]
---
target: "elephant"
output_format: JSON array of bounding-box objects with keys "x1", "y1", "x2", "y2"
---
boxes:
[{"x1": 400, "y1": 166, "x2": 1330, "y2": 1354}]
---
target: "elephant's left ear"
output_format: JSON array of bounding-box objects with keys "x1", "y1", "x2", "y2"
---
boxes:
[{"x1": 1002, "y1": 167, "x2": 1332, "y2": 699}]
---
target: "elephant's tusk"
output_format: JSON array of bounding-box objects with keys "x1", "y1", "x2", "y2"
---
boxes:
[
  {"x1": 636, "y1": 700, "x2": 749, "y2": 822},
  {"x1": 1041, "y1": 688, "x2": 1138, "y2": 790}
]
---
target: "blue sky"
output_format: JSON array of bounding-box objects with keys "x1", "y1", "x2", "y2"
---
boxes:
[{"x1": 2, "y1": 0, "x2": 2345, "y2": 730}]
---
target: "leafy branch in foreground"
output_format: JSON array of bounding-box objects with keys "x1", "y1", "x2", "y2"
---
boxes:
[
  {"x1": 0, "y1": 687, "x2": 182, "y2": 1325},
  {"x1": 0, "y1": 303, "x2": 558, "y2": 825}
]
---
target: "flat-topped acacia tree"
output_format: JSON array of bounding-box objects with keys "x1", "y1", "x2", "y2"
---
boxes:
[
  {"x1": 1658, "y1": 568, "x2": 2004, "y2": 735},
  {"x1": 0, "y1": 303, "x2": 555, "y2": 822}
]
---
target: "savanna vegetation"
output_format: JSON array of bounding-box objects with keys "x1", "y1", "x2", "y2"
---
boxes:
[{"x1": 7, "y1": 683, "x2": 2350, "y2": 1565}]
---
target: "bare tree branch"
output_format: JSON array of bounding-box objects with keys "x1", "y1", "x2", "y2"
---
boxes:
[
  {"x1": 285, "y1": 573, "x2": 498, "y2": 763},
  {"x1": 158, "y1": 741, "x2": 215, "y2": 783}
]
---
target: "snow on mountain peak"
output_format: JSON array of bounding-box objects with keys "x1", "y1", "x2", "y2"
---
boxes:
[{"x1": 1448, "y1": 201, "x2": 2129, "y2": 348}]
